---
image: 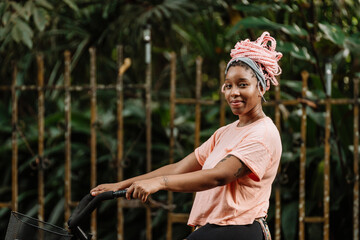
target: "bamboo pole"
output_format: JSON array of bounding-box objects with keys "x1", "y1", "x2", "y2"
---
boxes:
[
  {"x1": 169, "y1": 52, "x2": 176, "y2": 167},
  {"x1": 167, "y1": 52, "x2": 176, "y2": 240},
  {"x1": 89, "y1": 47, "x2": 97, "y2": 239},
  {"x1": 353, "y1": 78, "x2": 359, "y2": 240},
  {"x1": 0, "y1": 84, "x2": 146, "y2": 91},
  {"x1": 11, "y1": 64, "x2": 18, "y2": 212},
  {"x1": 36, "y1": 54, "x2": 45, "y2": 223},
  {"x1": 116, "y1": 45, "x2": 125, "y2": 240},
  {"x1": 175, "y1": 98, "x2": 216, "y2": 105},
  {"x1": 323, "y1": 99, "x2": 331, "y2": 240},
  {"x1": 64, "y1": 50, "x2": 72, "y2": 223},
  {"x1": 299, "y1": 71, "x2": 309, "y2": 240},
  {"x1": 194, "y1": 56, "x2": 203, "y2": 149},
  {"x1": 145, "y1": 43, "x2": 153, "y2": 240}
]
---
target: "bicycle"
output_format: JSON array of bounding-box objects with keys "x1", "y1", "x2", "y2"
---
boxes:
[{"x1": 5, "y1": 190, "x2": 128, "y2": 240}]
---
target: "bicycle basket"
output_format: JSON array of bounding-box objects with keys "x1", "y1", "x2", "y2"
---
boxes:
[{"x1": 5, "y1": 211, "x2": 73, "y2": 240}]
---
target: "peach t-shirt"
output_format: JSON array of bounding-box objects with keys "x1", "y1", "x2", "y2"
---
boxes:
[{"x1": 187, "y1": 116, "x2": 281, "y2": 226}]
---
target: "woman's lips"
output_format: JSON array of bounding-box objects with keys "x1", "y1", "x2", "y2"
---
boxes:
[{"x1": 230, "y1": 100, "x2": 245, "y2": 107}]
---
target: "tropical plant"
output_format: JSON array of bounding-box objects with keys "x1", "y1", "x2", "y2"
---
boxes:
[{"x1": 1, "y1": 0, "x2": 359, "y2": 239}]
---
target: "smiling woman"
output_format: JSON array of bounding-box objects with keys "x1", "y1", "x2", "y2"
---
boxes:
[
  {"x1": 221, "y1": 32, "x2": 282, "y2": 127},
  {"x1": 91, "y1": 31, "x2": 283, "y2": 240},
  {"x1": 223, "y1": 63, "x2": 264, "y2": 126}
]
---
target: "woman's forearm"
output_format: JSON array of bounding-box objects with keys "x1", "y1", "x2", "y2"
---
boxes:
[
  {"x1": 125, "y1": 169, "x2": 221, "y2": 201},
  {"x1": 120, "y1": 163, "x2": 178, "y2": 188},
  {"x1": 125, "y1": 154, "x2": 247, "y2": 201},
  {"x1": 91, "y1": 163, "x2": 183, "y2": 196},
  {"x1": 159, "y1": 168, "x2": 224, "y2": 193},
  {"x1": 157, "y1": 154, "x2": 249, "y2": 193},
  {"x1": 91, "y1": 152, "x2": 200, "y2": 196},
  {"x1": 120, "y1": 152, "x2": 199, "y2": 188}
]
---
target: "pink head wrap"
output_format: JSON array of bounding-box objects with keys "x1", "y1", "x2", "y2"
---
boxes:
[{"x1": 224, "y1": 31, "x2": 283, "y2": 92}]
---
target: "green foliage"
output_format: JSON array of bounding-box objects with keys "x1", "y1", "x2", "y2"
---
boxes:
[
  {"x1": 1, "y1": 0, "x2": 360, "y2": 239},
  {"x1": 0, "y1": 0, "x2": 53, "y2": 49}
]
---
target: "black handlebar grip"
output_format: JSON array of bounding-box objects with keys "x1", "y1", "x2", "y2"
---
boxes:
[
  {"x1": 68, "y1": 190, "x2": 128, "y2": 229},
  {"x1": 67, "y1": 194, "x2": 93, "y2": 228},
  {"x1": 68, "y1": 191, "x2": 114, "y2": 228},
  {"x1": 113, "y1": 189, "x2": 127, "y2": 198}
]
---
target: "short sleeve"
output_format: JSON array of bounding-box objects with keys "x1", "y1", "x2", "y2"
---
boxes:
[
  {"x1": 195, "y1": 135, "x2": 216, "y2": 166},
  {"x1": 194, "y1": 126, "x2": 227, "y2": 166},
  {"x1": 229, "y1": 140, "x2": 271, "y2": 181}
]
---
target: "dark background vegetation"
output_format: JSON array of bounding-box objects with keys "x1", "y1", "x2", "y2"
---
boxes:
[{"x1": 1, "y1": 0, "x2": 360, "y2": 239}]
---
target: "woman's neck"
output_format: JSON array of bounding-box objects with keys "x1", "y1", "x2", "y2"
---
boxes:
[{"x1": 237, "y1": 105, "x2": 265, "y2": 127}]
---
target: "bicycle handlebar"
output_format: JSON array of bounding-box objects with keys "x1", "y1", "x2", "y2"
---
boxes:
[
  {"x1": 112, "y1": 189, "x2": 128, "y2": 198},
  {"x1": 68, "y1": 190, "x2": 127, "y2": 239}
]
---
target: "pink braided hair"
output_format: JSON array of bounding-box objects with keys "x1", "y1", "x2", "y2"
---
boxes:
[{"x1": 227, "y1": 31, "x2": 283, "y2": 91}]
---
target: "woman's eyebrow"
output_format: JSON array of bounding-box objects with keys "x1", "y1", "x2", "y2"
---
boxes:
[{"x1": 225, "y1": 78, "x2": 250, "y2": 81}]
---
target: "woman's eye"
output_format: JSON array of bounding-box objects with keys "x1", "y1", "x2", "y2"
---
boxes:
[
  {"x1": 224, "y1": 84, "x2": 232, "y2": 89},
  {"x1": 238, "y1": 83, "x2": 247, "y2": 87}
]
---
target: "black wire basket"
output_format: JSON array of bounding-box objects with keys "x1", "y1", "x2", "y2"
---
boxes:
[{"x1": 5, "y1": 211, "x2": 73, "y2": 240}]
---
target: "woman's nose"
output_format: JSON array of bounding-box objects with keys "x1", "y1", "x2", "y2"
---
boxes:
[{"x1": 230, "y1": 86, "x2": 241, "y2": 96}]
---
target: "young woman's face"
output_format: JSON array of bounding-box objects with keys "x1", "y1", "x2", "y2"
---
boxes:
[{"x1": 224, "y1": 66, "x2": 262, "y2": 116}]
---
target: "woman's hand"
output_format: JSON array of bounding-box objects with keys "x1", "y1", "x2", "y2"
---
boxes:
[
  {"x1": 126, "y1": 177, "x2": 164, "y2": 202},
  {"x1": 90, "y1": 182, "x2": 122, "y2": 196}
]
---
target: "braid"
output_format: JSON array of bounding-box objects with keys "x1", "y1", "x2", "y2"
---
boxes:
[{"x1": 226, "y1": 32, "x2": 282, "y2": 91}]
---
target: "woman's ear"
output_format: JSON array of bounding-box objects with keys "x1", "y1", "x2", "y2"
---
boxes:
[
  {"x1": 260, "y1": 87, "x2": 266, "y2": 96},
  {"x1": 257, "y1": 82, "x2": 266, "y2": 97},
  {"x1": 221, "y1": 84, "x2": 226, "y2": 93}
]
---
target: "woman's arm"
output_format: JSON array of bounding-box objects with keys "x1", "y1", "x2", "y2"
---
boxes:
[
  {"x1": 163, "y1": 154, "x2": 250, "y2": 191},
  {"x1": 90, "y1": 152, "x2": 201, "y2": 196},
  {"x1": 127, "y1": 154, "x2": 250, "y2": 202}
]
